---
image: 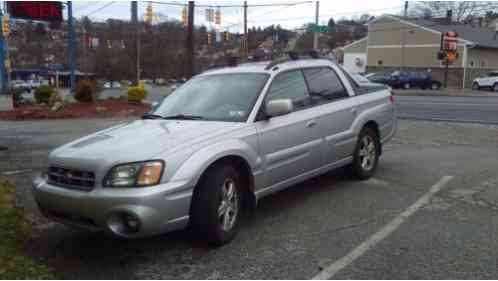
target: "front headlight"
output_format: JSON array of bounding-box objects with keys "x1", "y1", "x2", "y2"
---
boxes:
[{"x1": 103, "y1": 160, "x2": 164, "y2": 188}]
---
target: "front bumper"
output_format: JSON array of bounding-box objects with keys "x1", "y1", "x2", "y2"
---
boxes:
[{"x1": 32, "y1": 176, "x2": 193, "y2": 238}]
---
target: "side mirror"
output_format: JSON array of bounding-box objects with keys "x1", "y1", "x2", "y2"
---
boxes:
[{"x1": 265, "y1": 99, "x2": 293, "y2": 118}]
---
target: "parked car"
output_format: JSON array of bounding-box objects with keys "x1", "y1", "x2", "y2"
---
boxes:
[
  {"x1": 103, "y1": 81, "x2": 122, "y2": 89},
  {"x1": 389, "y1": 71, "x2": 442, "y2": 90},
  {"x1": 364, "y1": 72, "x2": 393, "y2": 85},
  {"x1": 11, "y1": 80, "x2": 31, "y2": 92},
  {"x1": 472, "y1": 71, "x2": 498, "y2": 91},
  {"x1": 33, "y1": 57, "x2": 396, "y2": 245}
]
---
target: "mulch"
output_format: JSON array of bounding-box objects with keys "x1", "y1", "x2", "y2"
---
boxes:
[{"x1": 0, "y1": 99, "x2": 151, "y2": 121}]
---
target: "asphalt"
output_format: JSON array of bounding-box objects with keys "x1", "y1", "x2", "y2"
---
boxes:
[
  {"x1": 396, "y1": 95, "x2": 498, "y2": 124},
  {"x1": 1, "y1": 117, "x2": 498, "y2": 279}
]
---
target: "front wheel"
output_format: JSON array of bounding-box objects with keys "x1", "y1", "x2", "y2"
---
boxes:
[
  {"x1": 190, "y1": 164, "x2": 243, "y2": 246},
  {"x1": 431, "y1": 83, "x2": 440, "y2": 90},
  {"x1": 403, "y1": 82, "x2": 411, "y2": 90},
  {"x1": 348, "y1": 127, "x2": 380, "y2": 180},
  {"x1": 472, "y1": 82, "x2": 480, "y2": 91}
]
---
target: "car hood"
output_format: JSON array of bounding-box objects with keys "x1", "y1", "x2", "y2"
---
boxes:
[{"x1": 50, "y1": 120, "x2": 243, "y2": 166}]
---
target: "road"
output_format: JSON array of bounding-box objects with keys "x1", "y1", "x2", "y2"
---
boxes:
[
  {"x1": 396, "y1": 95, "x2": 498, "y2": 124},
  {"x1": 2, "y1": 118, "x2": 498, "y2": 279}
]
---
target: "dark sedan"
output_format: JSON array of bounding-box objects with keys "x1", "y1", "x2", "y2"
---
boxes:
[{"x1": 366, "y1": 71, "x2": 442, "y2": 90}]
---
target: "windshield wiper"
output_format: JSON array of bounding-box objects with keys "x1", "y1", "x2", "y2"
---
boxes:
[
  {"x1": 141, "y1": 113, "x2": 165, "y2": 120},
  {"x1": 310, "y1": 89, "x2": 334, "y2": 100},
  {"x1": 162, "y1": 114, "x2": 205, "y2": 120}
]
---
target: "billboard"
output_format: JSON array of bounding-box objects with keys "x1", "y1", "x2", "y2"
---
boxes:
[{"x1": 7, "y1": 1, "x2": 63, "y2": 22}]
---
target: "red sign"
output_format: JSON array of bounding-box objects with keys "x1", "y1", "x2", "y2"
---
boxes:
[
  {"x1": 7, "y1": 1, "x2": 63, "y2": 22},
  {"x1": 443, "y1": 31, "x2": 458, "y2": 51}
]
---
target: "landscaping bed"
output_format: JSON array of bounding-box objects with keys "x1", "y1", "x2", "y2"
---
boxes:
[{"x1": 0, "y1": 99, "x2": 151, "y2": 121}]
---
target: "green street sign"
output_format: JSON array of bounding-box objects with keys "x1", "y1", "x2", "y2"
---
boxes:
[{"x1": 309, "y1": 24, "x2": 328, "y2": 33}]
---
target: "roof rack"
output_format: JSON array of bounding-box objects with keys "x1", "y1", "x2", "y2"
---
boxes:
[
  {"x1": 264, "y1": 50, "x2": 325, "y2": 70},
  {"x1": 206, "y1": 56, "x2": 239, "y2": 71}
]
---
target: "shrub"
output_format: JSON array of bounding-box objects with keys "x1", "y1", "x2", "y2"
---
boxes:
[
  {"x1": 10, "y1": 88, "x2": 25, "y2": 106},
  {"x1": 34, "y1": 85, "x2": 55, "y2": 104},
  {"x1": 75, "y1": 80, "x2": 96, "y2": 103},
  {"x1": 127, "y1": 86, "x2": 148, "y2": 103}
]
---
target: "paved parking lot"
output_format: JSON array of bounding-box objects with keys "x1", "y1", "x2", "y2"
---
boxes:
[{"x1": 1, "y1": 119, "x2": 498, "y2": 279}]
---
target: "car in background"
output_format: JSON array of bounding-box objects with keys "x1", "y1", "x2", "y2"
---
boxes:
[
  {"x1": 103, "y1": 81, "x2": 122, "y2": 89},
  {"x1": 11, "y1": 80, "x2": 31, "y2": 92},
  {"x1": 472, "y1": 71, "x2": 498, "y2": 91},
  {"x1": 389, "y1": 71, "x2": 442, "y2": 90},
  {"x1": 364, "y1": 72, "x2": 394, "y2": 85}
]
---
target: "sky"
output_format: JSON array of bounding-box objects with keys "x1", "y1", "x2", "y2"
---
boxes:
[{"x1": 73, "y1": 0, "x2": 405, "y2": 32}]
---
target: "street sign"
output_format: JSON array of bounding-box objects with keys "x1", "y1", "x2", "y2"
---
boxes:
[
  {"x1": 7, "y1": 1, "x2": 63, "y2": 22},
  {"x1": 309, "y1": 24, "x2": 328, "y2": 33}
]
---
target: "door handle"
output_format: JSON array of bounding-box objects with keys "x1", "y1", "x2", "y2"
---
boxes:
[{"x1": 306, "y1": 120, "x2": 317, "y2": 128}]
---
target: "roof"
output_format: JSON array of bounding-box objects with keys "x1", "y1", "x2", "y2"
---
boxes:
[
  {"x1": 377, "y1": 15, "x2": 498, "y2": 49},
  {"x1": 201, "y1": 59, "x2": 336, "y2": 76}
]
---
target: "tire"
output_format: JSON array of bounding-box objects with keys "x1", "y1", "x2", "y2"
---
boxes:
[
  {"x1": 348, "y1": 127, "x2": 380, "y2": 180},
  {"x1": 190, "y1": 163, "x2": 243, "y2": 246},
  {"x1": 472, "y1": 82, "x2": 480, "y2": 91},
  {"x1": 431, "y1": 83, "x2": 440, "y2": 90},
  {"x1": 493, "y1": 83, "x2": 498, "y2": 92},
  {"x1": 403, "y1": 82, "x2": 411, "y2": 90}
]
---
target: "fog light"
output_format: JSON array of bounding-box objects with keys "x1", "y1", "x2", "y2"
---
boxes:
[
  {"x1": 108, "y1": 212, "x2": 141, "y2": 236},
  {"x1": 125, "y1": 215, "x2": 140, "y2": 232}
]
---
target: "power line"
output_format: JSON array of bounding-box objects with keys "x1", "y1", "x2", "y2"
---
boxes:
[
  {"x1": 85, "y1": 1, "x2": 116, "y2": 17},
  {"x1": 147, "y1": 1, "x2": 313, "y2": 9}
]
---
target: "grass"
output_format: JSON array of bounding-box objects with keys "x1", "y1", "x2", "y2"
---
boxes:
[{"x1": 0, "y1": 177, "x2": 54, "y2": 279}]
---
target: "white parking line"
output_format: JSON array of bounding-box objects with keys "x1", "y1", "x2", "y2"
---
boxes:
[{"x1": 312, "y1": 176, "x2": 454, "y2": 280}]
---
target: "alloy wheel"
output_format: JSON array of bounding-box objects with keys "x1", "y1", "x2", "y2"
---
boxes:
[
  {"x1": 358, "y1": 135, "x2": 376, "y2": 171},
  {"x1": 218, "y1": 178, "x2": 239, "y2": 232}
]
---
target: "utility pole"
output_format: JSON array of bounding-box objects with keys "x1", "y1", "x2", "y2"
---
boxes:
[
  {"x1": 401, "y1": 1, "x2": 408, "y2": 70},
  {"x1": 0, "y1": 7, "x2": 6, "y2": 94},
  {"x1": 186, "y1": 1, "x2": 195, "y2": 78},
  {"x1": 68, "y1": 1, "x2": 76, "y2": 93},
  {"x1": 131, "y1": 1, "x2": 140, "y2": 85},
  {"x1": 313, "y1": 1, "x2": 319, "y2": 51},
  {"x1": 82, "y1": 26, "x2": 87, "y2": 79},
  {"x1": 243, "y1": 1, "x2": 248, "y2": 59}
]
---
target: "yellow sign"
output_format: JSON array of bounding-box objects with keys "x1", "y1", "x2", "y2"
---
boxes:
[
  {"x1": 446, "y1": 51, "x2": 458, "y2": 62},
  {"x1": 4, "y1": 59, "x2": 11, "y2": 71}
]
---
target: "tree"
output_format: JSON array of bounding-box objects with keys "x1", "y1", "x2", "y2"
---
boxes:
[{"x1": 409, "y1": 1, "x2": 491, "y2": 22}]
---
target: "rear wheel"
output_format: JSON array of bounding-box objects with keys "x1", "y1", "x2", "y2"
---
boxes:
[
  {"x1": 348, "y1": 127, "x2": 380, "y2": 180},
  {"x1": 403, "y1": 82, "x2": 411, "y2": 89},
  {"x1": 190, "y1": 163, "x2": 243, "y2": 246},
  {"x1": 493, "y1": 83, "x2": 498, "y2": 92},
  {"x1": 472, "y1": 82, "x2": 480, "y2": 91},
  {"x1": 431, "y1": 83, "x2": 440, "y2": 90}
]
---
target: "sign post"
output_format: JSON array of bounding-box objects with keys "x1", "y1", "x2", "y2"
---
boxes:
[
  {"x1": 0, "y1": 8, "x2": 5, "y2": 95},
  {"x1": 439, "y1": 31, "x2": 459, "y2": 89}
]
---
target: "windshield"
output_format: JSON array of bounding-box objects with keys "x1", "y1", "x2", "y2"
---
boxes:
[{"x1": 153, "y1": 73, "x2": 269, "y2": 122}]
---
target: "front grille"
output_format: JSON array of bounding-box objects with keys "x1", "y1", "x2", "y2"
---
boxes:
[{"x1": 48, "y1": 166, "x2": 95, "y2": 191}]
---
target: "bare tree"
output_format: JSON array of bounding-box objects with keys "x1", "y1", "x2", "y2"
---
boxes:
[{"x1": 409, "y1": 1, "x2": 494, "y2": 22}]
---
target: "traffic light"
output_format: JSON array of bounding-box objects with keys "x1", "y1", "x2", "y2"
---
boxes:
[
  {"x1": 214, "y1": 9, "x2": 221, "y2": 25},
  {"x1": 224, "y1": 31, "x2": 230, "y2": 42},
  {"x1": 2, "y1": 15, "x2": 9, "y2": 37},
  {"x1": 181, "y1": 6, "x2": 187, "y2": 25},
  {"x1": 207, "y1": 32, "x2": 213, "y2": 47}
]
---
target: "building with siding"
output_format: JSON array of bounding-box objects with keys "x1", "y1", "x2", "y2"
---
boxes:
[{"x1": 343, "y1": 15, "x2": 498, "y2": 88}]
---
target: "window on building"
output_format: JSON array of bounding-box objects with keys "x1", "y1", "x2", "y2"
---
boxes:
[{"x1": 469, "y1": 60, "x2": 475, "y2": 68}]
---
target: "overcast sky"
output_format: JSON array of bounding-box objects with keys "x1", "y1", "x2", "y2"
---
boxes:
[{"x1": 72, "y1": 0, "x2": 405, "y2": 32}]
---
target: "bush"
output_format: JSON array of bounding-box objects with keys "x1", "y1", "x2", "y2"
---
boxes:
[
  {"x1": 75, "y1": 80, "x2": 96, "y2": 103},
  {"x1": 34, "y1": 85, "x2": 55, "y2": 104},
  {"x1": 127, "y1": 86, "x2": 148, "y2": 103},
  {"x1": 10, "y1": 88, "x2": 25, "y2": 106}
]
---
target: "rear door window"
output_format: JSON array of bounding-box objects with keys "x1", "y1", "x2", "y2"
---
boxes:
[{"x1": 303, "y1": 67, "x2": 349, "y2": 105}]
